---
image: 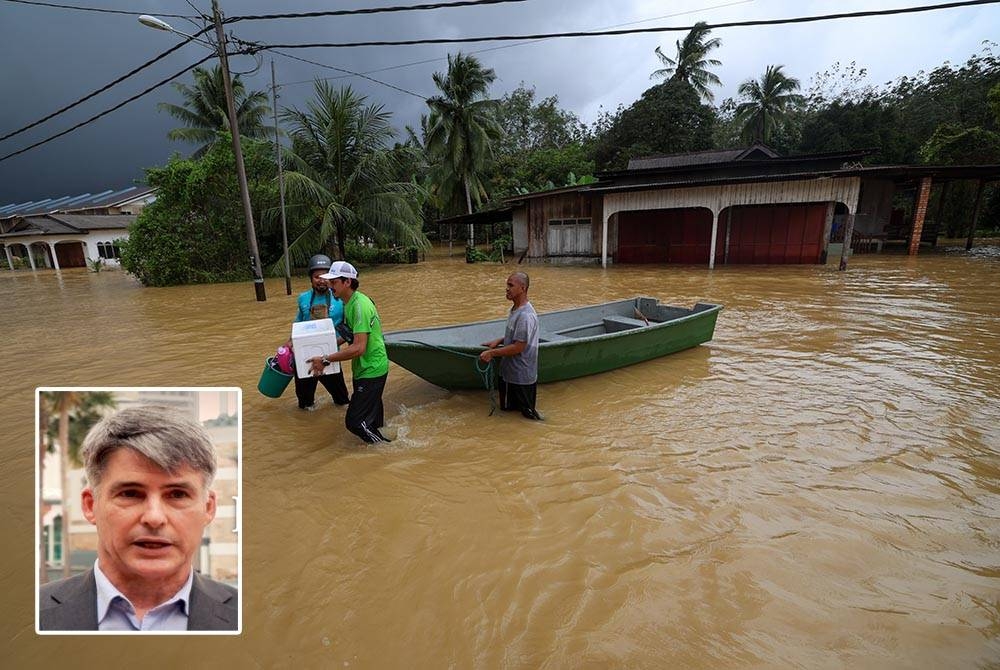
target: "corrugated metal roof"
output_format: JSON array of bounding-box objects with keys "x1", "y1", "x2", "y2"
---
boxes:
[
  {"x1": 50, "y1": 214, "x2": 133, "y2": 230},
  {"x1": 0, "y1": 213, "x2": 134, "y2": 238},
  {"x1": 586, "y1": 163, "x2": 1000, "y2": 194},
  {"x1": 1, "y1": 216, "x2": 81, "y2": 236},
  {"x1": 0, "y1": 185, "x2": 154, "y2": 217},
  {"x1": 626, "y1": 145, "x2": 780, "y2": 171}
]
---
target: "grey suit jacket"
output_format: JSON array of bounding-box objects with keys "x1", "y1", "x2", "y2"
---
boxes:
[{"x1": 38, "y1": 569, "x2": 238, "y2": 631}]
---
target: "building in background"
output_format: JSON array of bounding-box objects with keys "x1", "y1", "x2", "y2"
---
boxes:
[{"x1": 1, "y1": 186, "x2": 154, "y2": 270}]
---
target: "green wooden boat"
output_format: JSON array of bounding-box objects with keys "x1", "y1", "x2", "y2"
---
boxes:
[{"x1": 384, "y1": 297, "x2": 722, "y2": 390}]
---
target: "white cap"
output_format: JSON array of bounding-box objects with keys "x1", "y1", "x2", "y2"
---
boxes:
[{"x1": 319, "y1": 261, "x2": 358, "y2": 280}]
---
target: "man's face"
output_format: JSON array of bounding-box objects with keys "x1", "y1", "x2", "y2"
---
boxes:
[
  {"x1": 329, "y1": 276, "x2": 349, "y2": 299},
  {"x1": 82, "y1": 448, "x2": 216, "y2": 589},
  {"x1": 505, "y1": 275, "x2": 524, "y2": 302},
  {"x1": 310, "y1": 270, "x2": 329, "y2": 291}
]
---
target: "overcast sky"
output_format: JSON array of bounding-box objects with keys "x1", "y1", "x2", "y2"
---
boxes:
[{"x1": 1, "y1": 0, "x2": 997, "y2": 204}]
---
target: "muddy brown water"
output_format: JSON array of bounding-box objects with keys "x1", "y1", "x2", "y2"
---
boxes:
[{"x1": 4, "y1": 247, "x2": 999, "y2": 667}]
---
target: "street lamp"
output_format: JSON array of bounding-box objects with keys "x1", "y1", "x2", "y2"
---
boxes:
[{"x1": 139, "y1": 1, "x2": 267, "y2": 301}]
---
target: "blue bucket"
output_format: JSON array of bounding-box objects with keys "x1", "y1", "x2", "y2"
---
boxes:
[{"x1": 257, "y1": 356, "x2": 293, "y2": 398}]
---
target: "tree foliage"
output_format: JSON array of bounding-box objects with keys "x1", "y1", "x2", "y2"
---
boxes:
[
  {"x1": 592, "y1": 79, "x2": 716, "y2": 170},
  {"x1": 158, "y1": 65, "x2": 270, "y2": 158},
  {"x1": 651, "y1": 21, "x2": 723, "y2": 103},
  {"x1": 120, "y1": 135, "x2": 277, "y2": 286},
  {"x1": 798, "y1": 46, "x2": 1000, "y2": 163},
  {"x1": 490, "y1": 85, "x2": 593, "y2": 195},
  {"x1": 919, "y1": 123, "x2": 1000, "y2": 164},
  {"x1": 425, "y1": 53, "x2": 502, "y2": 218},
  {"x1": 277, "y1": 82, "x2": 428, "y2": 264},
  {"x1": 734, "y1": 65, "x2": 804, "y2": 145}
]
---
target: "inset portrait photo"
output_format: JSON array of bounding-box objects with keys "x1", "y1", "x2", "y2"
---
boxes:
[{"x1": 35, "y1": 388, "x2": 241, "y2": 634}]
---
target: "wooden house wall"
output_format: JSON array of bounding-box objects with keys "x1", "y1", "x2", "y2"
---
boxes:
[{"x1": 526, "y1": 192, "x2": 596, "y2": 257}]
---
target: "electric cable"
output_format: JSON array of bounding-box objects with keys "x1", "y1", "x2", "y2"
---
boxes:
[
  {"x1": 275, "y1": 0, "x2": 755, "y2": 89},
  {"x1": 0, "y1": 0, "x2": 194, "y2": 18},
  {"x1": 227, "y1": 0, "x2": 528, "y2": 23},
  {"x1": 0, "y1": 55, "x2": 215, "y2": 163},
  {"x1": 267, "y1": 49, "x2": 429, "y2": 99},
  {"x1": 0, "y1": 27, "x2": 212, "y2": 142},
  {"x1": 254, "y1": 0, "x2": 1000, "y2": 50}
]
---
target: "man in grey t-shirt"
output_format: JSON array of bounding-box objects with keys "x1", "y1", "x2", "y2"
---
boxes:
[{"x1": 479, "y1": 271, "x2": 543, "y2": 420}]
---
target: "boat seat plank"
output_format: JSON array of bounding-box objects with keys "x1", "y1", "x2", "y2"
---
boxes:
[
  {"x1": 603, "y1": 315, "x2": 648, "y2": 332},
  {"x1": 539, "y1": 330, "x2": 571, "y2": 342}
]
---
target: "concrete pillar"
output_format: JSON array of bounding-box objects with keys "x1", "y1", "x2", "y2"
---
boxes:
[
  {"x1": 3, "y1": 245, "x2": 12, "y2": 270},
  {"x1": 48, "y1": 242, "x2": 61, "y2": 270},
  {"x1": 27, "y1": 245, "x2": 37, "y2": 270},
  {"x1": 908, "y1": 176, "x2": 933, "y2": 256},
  {"x1": 708, "y1": 210, "x2": 719, "y2": 269}
]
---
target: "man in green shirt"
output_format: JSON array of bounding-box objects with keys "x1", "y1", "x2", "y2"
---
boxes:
[{"x1": 308, "y1": 261, "x2": 391, "y2": 443}]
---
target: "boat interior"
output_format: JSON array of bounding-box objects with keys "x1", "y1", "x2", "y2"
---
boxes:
[
  {"x1": 384, "y1": 298, "x2": 717, "y2": 347},
  {"x1": 537, "y1": 299, "x2": 715, "y2": 342}
]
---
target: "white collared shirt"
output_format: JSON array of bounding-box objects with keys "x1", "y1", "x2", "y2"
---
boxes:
[{"x1": 93, "y1": 560, "x2": 193, "y2": 631}]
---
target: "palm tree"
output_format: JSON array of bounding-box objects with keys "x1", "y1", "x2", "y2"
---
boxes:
[
  {"x1": 734, "y1": 65, "x2": 805, "y2": 145},
  {"x1": 425, "y1": 52, "x2": 502, "y2": 247},
  {"x1": 158, "y1": 64, "x2": 270, "y2": 158},
  {"x1": 651, "y1": 21, "x2": 723, "y2": 103},
  {"x1": 40, "y1": 391, "x2": 115, "y2": 580},
  {"x1": 278, "y1": 82, "x2": 428, "y2": 263}
]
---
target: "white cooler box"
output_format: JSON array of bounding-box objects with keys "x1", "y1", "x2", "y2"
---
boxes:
[{"x1": 291, "y1": 319, "x2": 341, "y2": 378}]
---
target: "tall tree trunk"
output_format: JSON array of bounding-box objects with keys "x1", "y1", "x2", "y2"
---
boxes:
[
  {"x1": 464, "y1": 178, "x2": 474, "y2": 248},
  {"x1": 59, "y1": 409, "x2": 72, "y2": 579},
  {"x1": 336, "y1": 221, "x2": 347, "y2": 261}
]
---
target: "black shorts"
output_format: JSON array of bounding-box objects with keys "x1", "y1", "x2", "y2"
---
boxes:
[
  {"x1": 499, "y1": 379, "x2": 542, "y2": 420},
  {"x1": 346, "y1": 373, "x2": 389, "y2": 442}
]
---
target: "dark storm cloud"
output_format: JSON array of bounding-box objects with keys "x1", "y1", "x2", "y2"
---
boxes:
[{"x1": 1, "y1": 0, "x2": 997, "y2": 204}]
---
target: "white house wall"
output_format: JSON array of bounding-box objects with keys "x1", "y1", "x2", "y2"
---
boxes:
[{"x1": 3, "y1": 228, "x2": 127, "y2": 269}]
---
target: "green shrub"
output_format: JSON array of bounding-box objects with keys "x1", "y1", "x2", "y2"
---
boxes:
[{"x1": 345, "y1": 243, "x2": 419, "y2": 265}]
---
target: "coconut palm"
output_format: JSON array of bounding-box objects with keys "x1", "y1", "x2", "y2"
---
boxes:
[
  {"x1": 734, "y1": 65, "x2": 805, "y2": 144},
  {"x1": 651, "y1": 21, "x2": 723, "y2": 103},
  {"x1": 278, "y1": 82, "x2": 427, "y2": 263},
  {"x1": 425, "y1": 52, "x2": 502, "y2": 246},
  {"x1": 40, "y1": 391, "x2": 115, "y2": 580},
  {"x1": 158, "y1": 64, "x2": 270, "y2": 158}
]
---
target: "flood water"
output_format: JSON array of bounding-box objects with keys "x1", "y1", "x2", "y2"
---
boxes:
[{"x1": 4, "y1": 247, "x2": 999, "y2": 667}]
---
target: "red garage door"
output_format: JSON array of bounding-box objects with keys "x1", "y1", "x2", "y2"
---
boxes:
[
  {"x1": 55, "y1": 241, "x2": 87, "y2": 268},
  {"x1": 618, "y1": 208, "x2": 713, "y2": 264},
  {"x1": 722, "y1": 204, "x2": 827, "y2": 264}
]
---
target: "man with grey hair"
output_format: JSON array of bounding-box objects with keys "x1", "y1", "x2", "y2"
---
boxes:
[
  {"x1": 479, "y1": 271, "x2": 543, "y2": 420},
  {"x1": 39, "y1": 405, "x2": 238, "y2": 632}
]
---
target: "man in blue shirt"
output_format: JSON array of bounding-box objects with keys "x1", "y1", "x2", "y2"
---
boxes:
[{"x1": 290, "y1": 254, "x2": 350, "y2": 410}]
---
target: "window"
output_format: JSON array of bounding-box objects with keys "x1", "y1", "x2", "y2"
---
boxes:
[{"x1": 97, "y1": 241, "x2": 122, "y2": 260}]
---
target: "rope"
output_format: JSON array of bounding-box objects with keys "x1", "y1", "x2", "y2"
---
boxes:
[{"x1": 397, "y1": 340, "x2": 499, "y2": 415}]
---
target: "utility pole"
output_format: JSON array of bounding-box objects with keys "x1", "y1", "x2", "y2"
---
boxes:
[
  {"x1": 212, "y1": 0, "x2": 266, "y2": 301},
  {"x1": 271, "y1": 60, "x2": 291, "y2": 295}
]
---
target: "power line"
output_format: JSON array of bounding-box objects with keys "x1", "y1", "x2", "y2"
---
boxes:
[
  {"x1": 0, "y1": 55, "x2": 215, "y2": 163},
  {"x1": 254, "y1": 0, "x2": 1000, "y2": 50},
  {"x1": 267, "y1": 49, "x2": 428, "y2": 99},
  {"x1": 0, "y1": 0, "x2": 195, "y2": 19},
  {"x1": 276, "y1": 0, "x2": 756, "y2": 89},
  {"x1": 0, "y1": 28, "x2": 212, "y2": 143},
  {"x1": 227, "y1": 0, "x2": 528, "y2": 23}
]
